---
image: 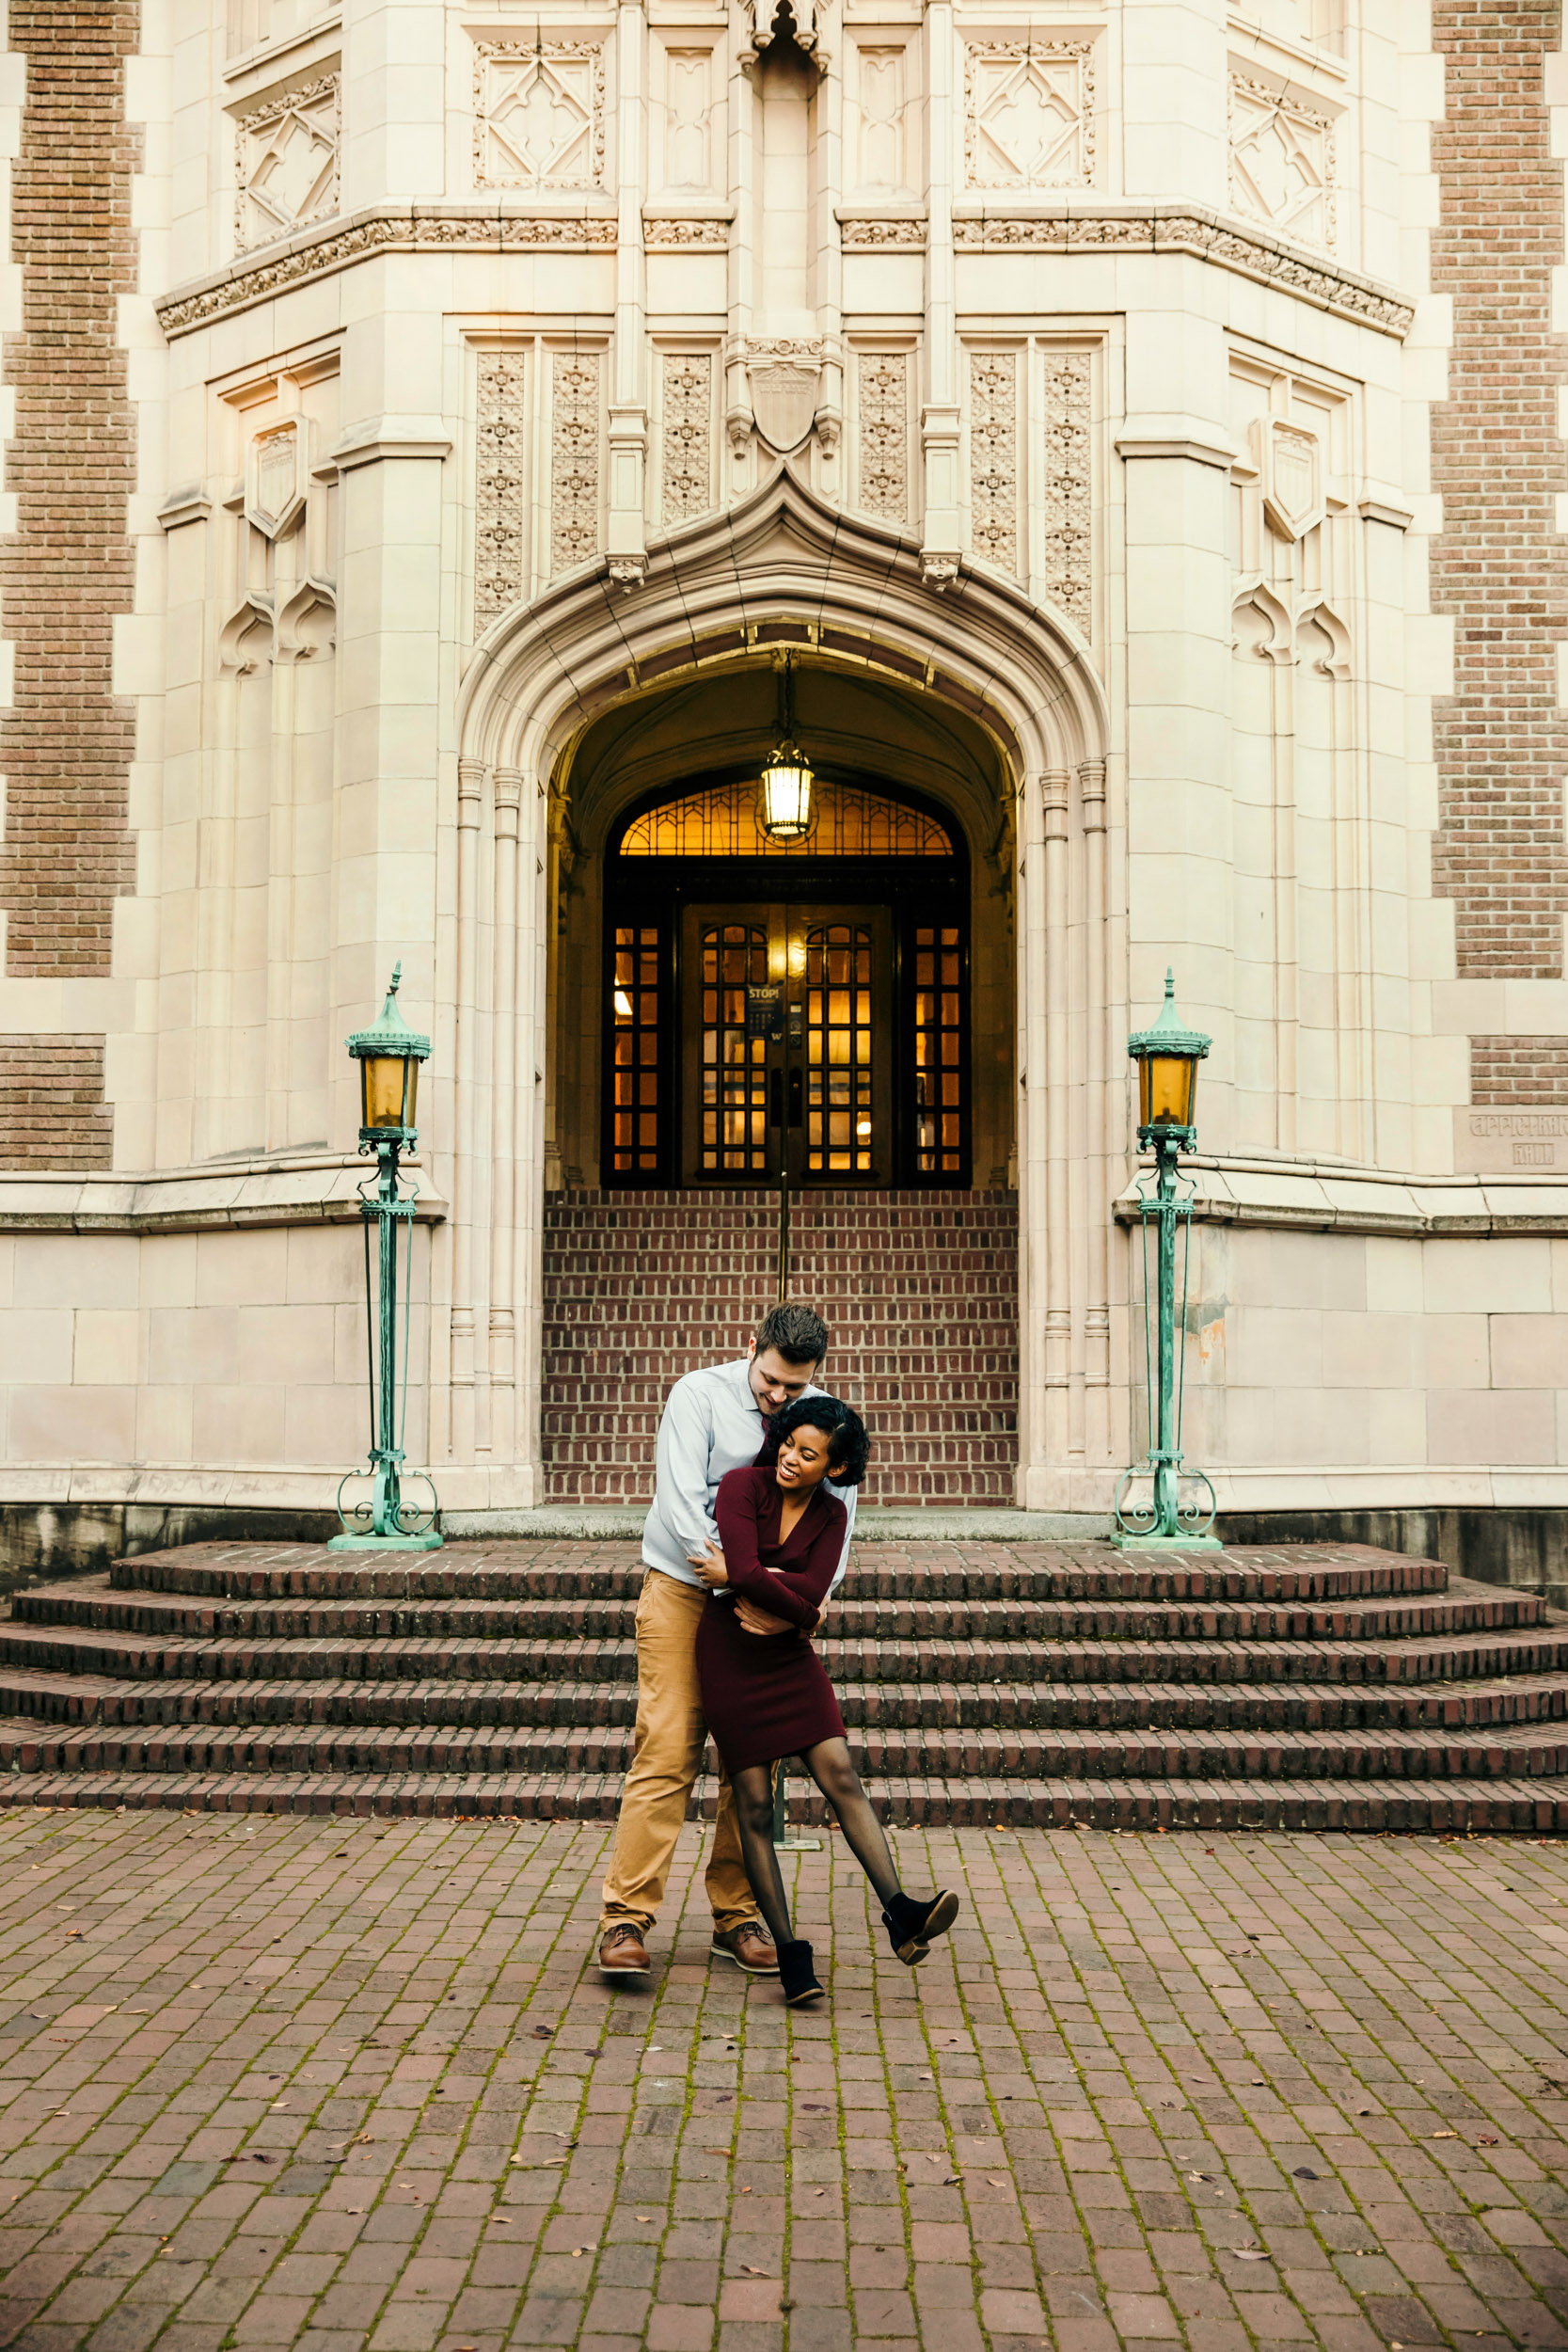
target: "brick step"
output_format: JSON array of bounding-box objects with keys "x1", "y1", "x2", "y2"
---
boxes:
[
  {"x1": 2, "y1": 1765, "x2": 1564, "y2": 1833},
  {"x1": 540, "y1": 1470, "x2": 1021, "y2": 1504},
  {"x1": 105, "y1": 1542, "x2": 1448, "y2": 1604},
  {"x1": 9, "y1": 1668, "x2": 1566, "y2": 1737},
  {"x1": 3, "y1": 1708, "x2": 1564, "y2": 1783},
  {"x1": 9, "y1": 1621, "x2": 1568, "y2": 1688},
  {"x1": 14, "y1": 1578, "x2": 1537, "y2": 1645}
]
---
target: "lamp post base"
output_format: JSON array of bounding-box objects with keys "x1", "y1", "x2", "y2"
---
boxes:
[
  {"x1": 328, "y1": 1531, "x2": 445, "y2": 1552},
  {"x1": 1112, "y1": 1531, "x2": 1224, "y2": 1553}
]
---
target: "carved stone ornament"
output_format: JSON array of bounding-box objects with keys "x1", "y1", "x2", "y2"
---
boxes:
[
  {"x1": 746, "y1": 344, "x2": 824, "y2": 455},
  {"x1": 1261, "y1": 418, "x2": 1323, "y2": 542},
  {"x1": 234, "y1": 72, "x2": 341, "y2": 254},
  {"x1": 247, "y1": 417, "x2": 310, "y2": 538},
  {"x1": 474, "y1": 40, "x2": 607, "y2": 192},
  {"x1": 740, "y1": 0, "x2": 826, "y2": 71}
]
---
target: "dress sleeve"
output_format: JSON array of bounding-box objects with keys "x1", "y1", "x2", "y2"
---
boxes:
[{"x1": 713, "y1": 1471, "x2": 843, "y2": 1629}]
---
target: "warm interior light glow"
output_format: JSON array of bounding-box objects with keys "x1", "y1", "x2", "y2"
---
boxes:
[
  {"x1": 856, "y1": 1119, "x2": 872, "y2": 1136},
  {"x1": 613, "y1": 988, "x2": 634, "y2": 1017},
  {"x1": 1139, "y1": 1051, "x2": 1197, "y2": 1132},
  {"x1": 759, "y1": 745, "x2": 814, "y2": 841},
  {"x1": 362, "y1": 1053, "x2": 416, "y2": 1131}
]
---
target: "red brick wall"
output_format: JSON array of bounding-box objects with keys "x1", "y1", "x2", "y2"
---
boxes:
[
  {"x1": 1429, "y1": 4, "x2": 1568, "y2": 998},
  {"x1": 0, "y1": 1038, "x2": 114, "y2": 1169},
  {"x1": 1471, "y1": 1037, "x2": 1568, "y2": 1104},
  {"x1": 0, "y1": 3, "x2": 139, "y2": 1168}
]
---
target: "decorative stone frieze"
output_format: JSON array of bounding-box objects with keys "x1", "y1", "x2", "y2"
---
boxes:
[
  {"x1": 969, "y1": 349, "x2": 1018, "y2": 577},
  {"x1": 475, "y1": 349, "x2": 530, "y2": 628},
  {"x1": 643, "y1": 216, "x2": 728, "y2": 246},
  {"x1": 841, "y1": 215, "x2": 925, "y2": 246},
  {"x1": 948, "y1": 206, "x2": 1410, "y2": 335},
  {"x1": 233, "y1": 71, "x2": 340, "y2": 252},
  {"x1": 1228, "y1": 72, "x2": 1336, "y2": 252},
  {"x1": 857, "y1": 351, "x2": 909, "y2": 521},
  {"x1": 551, "y1": 352, "x2": 602, "y2": 574},
  {"x1": 156, "y1": 209, "x2": 618, "y2": 335},
  {"x1": 964, "y1": 40, "x2": 1094, "y2": 190},
  {"x1": 473, "y1": 40, "x2": 606, "y2": 191},
  {"x1": 1041, "y1": 349, "x2": 1092, "y2": 629},
  {"x1": 660, "y1": 353, "x2": 713, "y2": 523}
]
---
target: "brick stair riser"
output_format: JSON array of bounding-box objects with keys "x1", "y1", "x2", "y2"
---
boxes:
[
  {"x1": 10, "y1": 1629, "x2": 1568, "y2": 1687},
  {"x1": 12, "y1": 1591, "x2": 1543, "y2": 1643},
  {"x1": 104, "y1": 1555, "x2": 1449, "y2": 1604},
  {"x1": 2, "y1": 1716, "x2": 1563, "y2": 1782},
  {"x1": 542, "y1": 1187, "x2": 1020, "y2": 1503},
  {"x1": 2, "y1": 1771, "x2": 1566, "y2": 1834},
  {"x1": 8, "y1": 1671, "x2": 1565, "y2": 1738}
]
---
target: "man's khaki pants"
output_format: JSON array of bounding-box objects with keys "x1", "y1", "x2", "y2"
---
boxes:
[{"x1": 599, "y1": 1569, "x2": 759, "y2": 1937}]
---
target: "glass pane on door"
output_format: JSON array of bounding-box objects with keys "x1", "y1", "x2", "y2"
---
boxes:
[
  {"x1": 913, "y1": 924, "x2": 964, "y2": 1174},
  {"x1": 700, "y1": 922, "x2": 770, "y2": 1174},
  {"x1": 805, "y1": 923, "x2": 875, "y2": 1174}
]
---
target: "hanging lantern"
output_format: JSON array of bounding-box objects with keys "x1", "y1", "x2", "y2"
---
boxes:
[{"x1": 758, "y1": 651, "x2": 816, "y2": 842}]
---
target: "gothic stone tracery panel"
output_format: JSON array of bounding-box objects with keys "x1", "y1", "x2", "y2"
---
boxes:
[
  {"x1": 1041, "y1": 350, "x2": 1091, "y2": 630},
  {"x1": 551, "y1": 351, "x2": 602, "y2": 574},
  {"x1": 969, "y1": 348, "x2": 1018, "y2": 576},
  {"x1": 1228, "y1": 72, "x2": 1336, "y2": 251},
  {"x1": 661, "y1": 352, "x2": 713, "y2": 524},
  {"x1": 474, "y1": 40, "x2": 607, "y2": 191},
  {"x1": 857, "y1": 350, "x2": 909, "y2": 522},
  {"x1": 475, "y1": 348, "x2": 530, "y2": 628},
  {"x1": 964, "y1": 41, "x2": 1094, "y2": 190},
  {"x1": 234, "y1": 72, "x2": 340, "y2": 251}
]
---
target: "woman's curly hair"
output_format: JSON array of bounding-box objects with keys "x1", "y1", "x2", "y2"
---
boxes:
[{"x1": 757, "y1": 1394, "x2": 872, "y2": 1487}]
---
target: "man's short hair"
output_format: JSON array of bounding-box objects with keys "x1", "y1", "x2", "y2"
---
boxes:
[{"x1": 754, "y1": 1302, "x2": 829, "y2": 1367}]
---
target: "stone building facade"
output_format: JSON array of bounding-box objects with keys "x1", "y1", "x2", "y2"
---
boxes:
[{"x1": 0, "y1": 0, "x2": 1565, "y2": 1570}]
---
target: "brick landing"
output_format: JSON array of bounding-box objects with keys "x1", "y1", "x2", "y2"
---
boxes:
[
  {"x1": 542, "y1": 1189, "x2": 1020, "y2": 1506},
  {"x1": 3, "y1": 1538, "x2": 1568, "y2": 1829},
  {"x1": 3, "y1": 1809, "x2": 1568, "y2": 2352}
]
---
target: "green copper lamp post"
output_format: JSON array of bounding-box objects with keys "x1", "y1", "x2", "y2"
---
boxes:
[
  {"x1": 331, "y1": 963, "x2": 444, "y2": 1552},
  {"x1": 1113, "y1": 969, "x2": 1222, "y2": 1551}
]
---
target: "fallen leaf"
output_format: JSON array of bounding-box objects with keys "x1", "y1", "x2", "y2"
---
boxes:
[
  {"x1": 532, "y1": 2026, "x2": 554, "y2": 2040},
  {"x1": 743, "y1": 2265, "x2": 770, "y2": 2277},
  {"x1": 638, "y1": 2216, "x2": 655, "y2": 2223},
  {"x1": 987, "y1": 2178, "x2": 1006, "y2": 2187},
  {"x1": 1477, "y1": 2137, "x2": 1499, "y2": 2148},
  {"x1": 1231, "y1": 2248, "x2": 1271, "y2": 2263},
  {"x1": 1432, "y1": 2131, "x2": 1459, "y2": 2140},
  {"x1": 1292, "y1": 2168, "x2": 1320, "y2": 2182},
  {"x1": 1248, "y1": 2077, "x2": 1266, "y2": 2087}
]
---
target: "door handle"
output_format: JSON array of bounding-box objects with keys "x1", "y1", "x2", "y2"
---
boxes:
[
  {"x1": 770, "y1": 1066, "x2": 784, "y2": 1127},
  {"x1": 788, "y1": 1067, "x2": 803, "y2": 1127}
]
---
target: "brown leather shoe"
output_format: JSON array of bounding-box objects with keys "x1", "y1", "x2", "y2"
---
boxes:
[
  {"x1": 710, "y1": 1920, "x2": 778, "y2": 1974},
  {"x1": 597, "y1": 1923, "x2": 651, "y2": 1977}
]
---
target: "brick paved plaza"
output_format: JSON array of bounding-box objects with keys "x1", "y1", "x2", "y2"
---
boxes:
[{"x1": 4, "y1": 1812, "x2": 1568, "y2": 2352}]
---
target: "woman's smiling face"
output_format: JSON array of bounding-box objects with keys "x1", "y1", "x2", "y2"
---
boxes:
[{"x1": 775, "y1": 1422, "x2": 838, "y2": 1494}]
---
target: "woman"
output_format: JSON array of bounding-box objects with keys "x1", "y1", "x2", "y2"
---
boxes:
[{"x1": 694, "y1": 1395, "x2": 960, "y2": 2007}]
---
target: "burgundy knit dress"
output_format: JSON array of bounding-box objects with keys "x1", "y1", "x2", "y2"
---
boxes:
[{"x1": 695, "y1": 1464, "x2": 848, "y2": 1774}]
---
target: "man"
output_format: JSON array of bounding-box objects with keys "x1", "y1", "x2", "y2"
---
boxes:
[{"x1": 597, "y1": 1302, "x2": 857, "y2": 1979}]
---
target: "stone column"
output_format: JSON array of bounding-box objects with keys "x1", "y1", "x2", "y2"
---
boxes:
[
  {"x1": 608, "y1": 0, "x2": 650, "y2": 585},
  {"x1": 919, "y1": 0, "x2": 960, "y2": 580}
]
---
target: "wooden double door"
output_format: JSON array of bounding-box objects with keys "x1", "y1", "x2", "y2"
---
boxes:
[{"x1": 682, "y1": 902, "x2": 895, "y2": 1186}]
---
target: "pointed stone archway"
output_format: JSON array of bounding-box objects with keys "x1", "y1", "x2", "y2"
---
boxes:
[{"x1": 439, "y1": 464, "x2": 1117, "y2": 1514}]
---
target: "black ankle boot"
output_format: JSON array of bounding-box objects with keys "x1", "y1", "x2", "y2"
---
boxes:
[
  {"x1": 882, "y1": 1888, "x2": 960, "y2": 1965},
  {"x1": 778, "y1": 1939, "x2": 825, "y2": 2006}
]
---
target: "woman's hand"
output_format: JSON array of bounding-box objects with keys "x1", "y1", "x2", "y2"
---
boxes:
[
  {"x1": 690, "y1": 1542, "x2": 729, "y2": 1589},
  {"x1": 733, "y1": 1595, "x2": 794, "y2": 1636}
]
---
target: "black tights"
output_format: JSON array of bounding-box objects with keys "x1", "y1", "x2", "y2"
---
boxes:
[{"x1": 730, "y1": 1740, "x2": 902, "y2": 1951}]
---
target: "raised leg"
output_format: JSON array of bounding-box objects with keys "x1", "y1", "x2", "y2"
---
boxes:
[{"x1": 799, "y1": 1737, "x2": 901, "y2": 1907}]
